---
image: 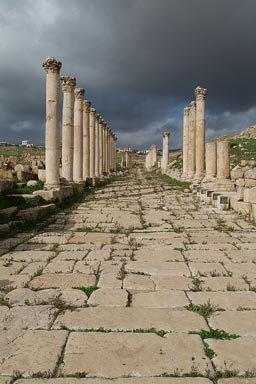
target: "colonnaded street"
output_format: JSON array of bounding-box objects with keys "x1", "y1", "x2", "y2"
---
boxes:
[{"x1": 1, "y1": 170, "x2": 256, "y2": 384}]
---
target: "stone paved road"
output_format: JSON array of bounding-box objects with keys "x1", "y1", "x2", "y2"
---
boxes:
[{"x1": 1, "y1": 170, "x2": 256, "y2": 384}]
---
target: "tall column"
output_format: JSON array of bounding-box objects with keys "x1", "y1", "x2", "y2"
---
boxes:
[
  {"x1": 161, "y1": 132, "x2": 170, "y2": 172},
  {"x1": 99, "y1": 117, "x2": 104, "y2": 177},
  {"x1": 182, "y1": 106, "x2": 190, "y2": 178},
  {"x1": 217, "y1": 141, "x2": 230, "y2": 179},
  {"x1": 187, "y1": 101, "x2": 196, "y2": 178},
  {"x1": 205, "y1": 142, "x2": 217, "y2": 180},
  {"x1": 89, "y1": 107, "x2": 96, "y2": 178},
  {"x1": 73, "y1": 88, "x2": 85, "y2": 182},
  {"x1": 82, "y1": 100, "x2": 91, "y2": 180},
  {"x1": 195, "y1": 86, "x2": 207, "y2": 178},
  {"x1": 110, "y1": 133, "x2": 113, "y2": 171},
  {"x1": 103, "y1": 123, "x2": 107, "y2": 173},
  {"x1": 95, "y1": 114, "x2": 100, "y2": 178},
  {"x1": 61, "y1": 76, "x2": 76, "y2": 182},
  {"x1": 42, "y1": 56, "x2": 62, "y2": 189},
  {"x1": 113, "y1": 135, "x2": 117, "y2": 171}
]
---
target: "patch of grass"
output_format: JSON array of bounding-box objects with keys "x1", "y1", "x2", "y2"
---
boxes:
[
  {"x1": 204, "y1": 342, "x2": 216, "y2": 359},
  {"x1": 117, "y1": 263, "x2": 127, "y2": 280},
  {"x1": 186, "y1": 300, "x2": 224, "y2": 319},
  {"x1": 198, "y1": 328, "x2": 240, "y2": 340},
  {"x1": 230, "y1": 137, "x2": 256, "y2": 165},
  {"x1": 4, "y1": 180, "x2": 44, "y2": 195},
  {"x1": 72, "y1": 285, "x2": 99, "y2": 298},
  {"x1": 51, "y1": 297, "x2": 77, "y2": 313},
  {"x1": 189, "y1": 277, "x2": 204, "y2": 292}
]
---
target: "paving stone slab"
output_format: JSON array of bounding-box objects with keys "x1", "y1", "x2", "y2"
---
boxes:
[
  {"x1": 1, "y1": 251, "x2": 56, "y2": 262},
  {"x1": 5, "y1": 288, "x2": 60, "y2": 306},
  {"x1": 123, "y1": 274, "x2": 155, "y2": 290},
  {"x1": 188, "y1": 262, "x2": 229, "y2": 277},
  {"x1": 208, "y1": 336, "x2": 256, "y2": 375},
  {"x1": 53, "y1": 307, "x2": 208, "y2": 332},
  {"x1": 153, "y1": 275, "x2": 192, "y2": 290},
  {"x1": 131, "y1": 290, "x2": 189, "y2": 308},
  {"x1": 97, "y1": 273, "x2": 123, "y2": 289},
  {"x1": 125, "y1": 261, "x2": 190, "y2": 276},
  {"x1": 134, "y1": 248, "x2": 184, "y2": 262},
  {"x1": 20, "y1": 261, "x2": 47, "y2": 276},
  {"x1": 29, "y1": 273, "x2": 96, "y2": 290},
  {"x1": 225, "y1": 250, "x2": 256, "y2": 263},
  {"x1": 0, "y1": 377, "x2": 12, "y2": 384},
  {"x1": 62, "y1": 332, "x2": 212, "y2": 377},
  {"x1": 188, "y1": 291, "x2": 256, "y2": 310},
  {"x1": 88, "y1": 288, "x2": 128, "y2": 307},
  {"x1": 43, "y1": 260, "x2": 75, "y2": 274},
  {"x1": 86, "y1": 250, "x2": 111, "y2": 261},
  {"x1": 209, "y1": 310, "x2": 256, "y2": 336},
  {"x1": 0, "y1": 305, "x2": 57, "y2": 330},
  {"x1": 0, "y1": 329, "x2": 68, "y2": 376},
  {"x1": 200, "y1": 277, "x2": 248, "y2": 291},
  {"x1": 0, "y1": 274, "x2": 30, "y2": 289},
  {"x1": 54, "y1": 251, "x2": 88, "y2": 261},
  {"x1": 224, "y1": 262, "x2": 256, "y2": 278},
  {"x1": 17, "y1": 378, "x2": 214, "y2": 384},
  {"x1": 217, "y1": 379, "x2": 256, "y2": 383},
  {"x1": 184, "y1": 250, "x2": 229, "y2": 263}
]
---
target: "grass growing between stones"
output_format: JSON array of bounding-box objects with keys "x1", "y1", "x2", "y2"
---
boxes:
[
  {"x1": 186, "y1": 300, "x2": 224, "y2": 319},
  {"x1": 72, "y1": 285, "x2": 99, "y2": 298}
]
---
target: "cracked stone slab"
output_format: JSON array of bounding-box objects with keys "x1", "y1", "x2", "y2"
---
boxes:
[
  {"x1": 209, "y1": 310, "x2": 256, "y2": 336},
  {"x1": 0, "y1": 329, "x2": 68, "y2": 376},
  {"x1": 62, "y1": 332, "x2": 212, "y2": 377},
  {"x1": 88, "y1": 288, "x2": 129, "y2": 307},
  {"x1": 131, "y1": 290, "x2": 189, "y2": 308},
  {"x1": 207, "y1": 336, "x2": 256, "y2": 375},
  {"x1": 29, "y1": 273, "x2": 96, "y2": 290},
  {"x1": 188, "y1": 291, "x2": 256, "y2": 310},
  {"x1": 53, "y1": 307, "x2": 208, "y2": 332},
  {"x1": 0, "y1": 305, "x2": 57, "y2": 330}
]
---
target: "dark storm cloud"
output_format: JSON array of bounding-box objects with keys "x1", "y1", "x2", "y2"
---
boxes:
[{"x1": 0, "y1": 0, "x2": 256, "y2": 149}]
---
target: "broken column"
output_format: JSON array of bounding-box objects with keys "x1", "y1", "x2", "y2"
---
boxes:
[
  {"x1": 73, "y1": 88, "x2": 85, "y2": 182},
  {"x1": 61, "y1": 76, "x2": 76, "y2": 182},
  {"x1": 42, "y1": 57, "x2": 62, "y2": 189},
  {"x1": 161, "y1": 132, "x2": 170, "y2": 172},
  {"x1": 217, "y1": 141, "x2": 230, "y2": 179},
  {"x1": 187, "y1": 101, "x2": 196, "y2": 178},
  {"x1": 182, "y1": 106, "x2": 190, "y2": 178},
  {"x1": 195, "y1": 86, "x2": 207, "y2": 179},
  {"x1": 89, "y1": 107, "x2": 96, "y2": 179},
  {"x1": 205, "y1": 141, "x2": 217, "y2": 180},
  {"x1": 82, "y1": 100, "x2": 91, "y2": 180}
]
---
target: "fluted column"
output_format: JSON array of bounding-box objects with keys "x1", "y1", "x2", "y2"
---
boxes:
[
  {"x1": 95, "y1": 114, "x2": 100, "y2": 178},
  {"x1": 42, "y1": 56, "x2": 62, "y2": 189},
  {"x1": 205, "y1": 142, "x2": 217, "y2": 180},
  {"x1": 113, "y1": 135, "x2": 117, "y2": 171},
  {"x1": 217, "y1": 141, "x2": 230, "y2": 179},
  {"x1": 61, "y1": 76, "x2": 76, "y2": 182},
  {"x1": 161, "y1": 132, "x2": 170, "y2": 172},
  {"x1": 182, "y1": 106, "x2": 190, "y2": 178},
  {"x1": 82, "y1": 100, "x2": 91, "y2": 179},
  {"x1": 99, "y1": 117, "x2": 104, "y2": 176},
  {"x1": 195, "y1": 86, "x2": 207, "y2": 178},
  {"x1": 103, "y1": 123, "x2": 107, "y2": 173},
  {"x1": 89, "y1": 107, "x2": 96, "y2": 178},
  {"x1": 73, "y1": 88, "x2": 84, "y2": 182},
  {"x1": 187, "y1": 101, "x2": 196, "y2": 178},
  {"x1": 110, "y1": 133, "x2": 113, "y2": 171}
]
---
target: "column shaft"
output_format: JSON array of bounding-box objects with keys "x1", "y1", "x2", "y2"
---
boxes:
[
  {"x1": 99, "y1": 118, "x2": 103, "y2": 176},
  {"x1": 82, "y1": 100, "x2": 91, "y2": 179},
  {"x1": 187, "y1": 101, "x2": 196, "y2": 178},
  {"x1": 182, "y1": 107, "x2": 190, "y2": 178},
  {"x1": 95, "y1": 114, "x2": 100, "y2": 178},
  {"x1": 205, "y1": 142, "x2": 217, "y2": 179},
  {"x1": 42, "y1": 57, "x2": 62, "y2": 189},
  {"x1": 161, "y1": 132, "x2": 170, "y2": 171},
  {"x1": 89, "y1": 108, "x2": 96, "y2": 178},
  {"x1": 195, "y1": 86, "x2": 207, "y2": 178},
  {"x1": 73, "y1": 88, "x2": 84, "y2": 182},
  {"x1": 217, "y1": 141, "x2": 230, "y2": 179}
]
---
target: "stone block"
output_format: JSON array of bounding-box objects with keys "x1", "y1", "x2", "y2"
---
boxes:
[
  {"x1": 38, "y1": 169, "x2": 46, "y2": 182},
  {"x1": 244, "y1": 168, "x2": 256, "y2": 179},
  {"x1": 243, "y1": 187, "x2": 256, "y2": 203},
  {"x1": 27, "y1": 180, "x2": 38, "y2": 187},
  {"x1": 235, "y1": 177, "x2": 245, "y2": 187},
  {"x1": 251, "y1": 203, "x2": 256, "y2": 223},
  {"x1": 245, "y1": 178, "x2": 256, "y2": 187},
  {"x1": 230, "y1": 165, "x2": 244, "y2": 179}
]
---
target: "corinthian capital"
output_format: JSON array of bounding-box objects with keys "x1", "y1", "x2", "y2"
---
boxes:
[
  {"x1": 75, "y1": 88, "x2": 85, "y2": 99},
  {"x1": 195, "y1": 86, "x2": 207, "y2": 101},
  {"x1": 189, "y1": 101, "x2": 196, "y2": 110},
  {"x1": 83, "y1": 100, "x2": 91, "y2": 112},
  {"x1": 90, "y1": 107, "x2": 96, "y2": 114},
  {"x1": 184, "y1": 106, "x2": 190, "y2": 116},
  {"x1": 42, "y1": 57, "x2": 62, "y2": 74},
  {"x1": 60, "y1": 76, "x2": 76, "y2": 92},
  {"x1": 163, "y1": 131, "x2": 170, "y2": 138}
]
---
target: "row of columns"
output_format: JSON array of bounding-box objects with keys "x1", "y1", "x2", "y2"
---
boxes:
[
  {"x1": 42, "y1": 57, "x2": 117, "y2": 189},
  {"x1": 182, "y1": 86, "x2": 207, "y2": 180}
]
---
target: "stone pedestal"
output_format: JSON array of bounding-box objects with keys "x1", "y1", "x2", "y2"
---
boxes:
[
  {"x1": 42, "y1": 57, "x2": 62, "y2": 189},
  {"x1": 187, "y1": 101, "x2": 196, "y2": 178},
  {"x1": 217, "y1": 141, "x2": 230, "y2": 180},
  {"x1": 182, "y1": 107, "x2": 190, "y2": 178},
  {"x1": 89, "y1": 108, "x2": 96, "y2": 178},
  {"x1": 83, "y1": 100, "x2": 91, "y2": 180},
  {"x1": 95, "y1": 114, "x2": 100, "y2": 178},
  {"x1": 73, "y1": 88, "x2": 84, "y2": 182},
  {"x1": 205, "y1": 141, "x2": 217, "y2": 181},
  {"x1": 195, "y1": 86, "x2": 207, "y2": 179},
  {"x1": 61, "y1": 76, "x2": 76, "y2": 182},
  {"x1": 161, "y1": 132, "x2": 170, "y2": 172}
]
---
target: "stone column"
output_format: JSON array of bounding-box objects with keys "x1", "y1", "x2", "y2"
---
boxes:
[
  {"x1": 60, "y1": 76, "x2": 76, "y2": 182},
  {"x1": 42, "y1": 56, "x2": 62, "y2": 189},
  {"x1": 187, "y1": 101, "x2": 196, "y2": 178},
  {"x1": 89, "y1": 107, "x2": 96, "y2": 178},
  {"x1": 113, "y1": 135, "x2": 117, "y2": 171},
  {"x1": 217, "y1": 141, "x2": 230, "y2": 179},
  {"x1": 82, "y1": 100, "x2": 91, "y2": 179},
  {"x1": 73, "y1": 88, "x2": 85, "y2": 182},
  {"x1": 103, "y1": 123, "x2": 107, "y2": 173},
  {"x1": 106, "y1": 126, "x2": 110, "y2": 173},
  {"x1": 195, "y1": 86, "x2": 207, "y2": 178},
  {"x1": 99, "y1": 117, "x2": 104, "y2": 177},
  {"x1": 182, "y1": 106, "x2": 190, "y2": 178},
  {"x1": 205, "y1": 142, "x2": 217, "y2": 180},
  {"x1": 110, "y1": 133, "x2": 114, "y2": 171},
  {"x1": 161, "y1": 132, "x2": 170, "y2": 172},
  {"x1": 125, "y1": 151, "x2": 131, "y2": 168},
  {"x1": 95, "y1": 114, "x2": 100, "y2": 178}
]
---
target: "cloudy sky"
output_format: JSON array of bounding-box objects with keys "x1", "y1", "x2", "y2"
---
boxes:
[{"x1": 0, "y1": 0, "x2": 256, "y2": 150}]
